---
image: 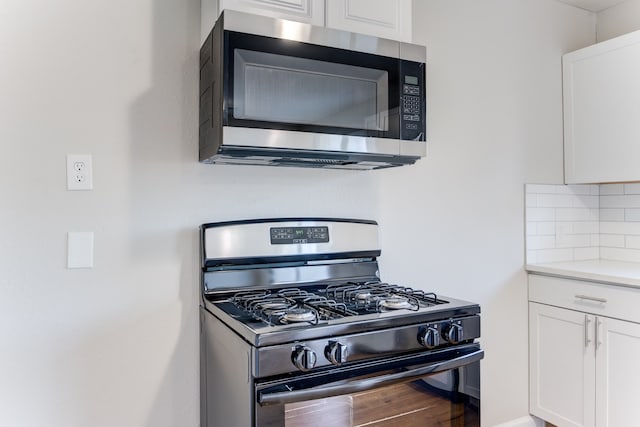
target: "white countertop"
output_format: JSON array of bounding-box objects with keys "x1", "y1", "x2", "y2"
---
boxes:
[{"x1": 526, "y1": 259, "x2": 640, "y2": 288}]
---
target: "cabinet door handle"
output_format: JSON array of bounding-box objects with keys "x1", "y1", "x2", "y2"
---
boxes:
[
  {"x1": 596, "y1": 317, "x2": 603, "y2": 350},
  {"x1": 584, "y1": 315, "x2": 591, "y2": 348},
  {"x1": 575, "y1": 294, "x2": 607, "y2": 304}
]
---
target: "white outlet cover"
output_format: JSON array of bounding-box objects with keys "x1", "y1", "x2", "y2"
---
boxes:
[{"x1": 66, "y1": 154, "x2": 93, "y2": 190}]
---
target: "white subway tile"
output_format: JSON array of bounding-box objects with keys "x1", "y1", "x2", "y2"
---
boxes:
[
  {"x1": 574, "y1": 247, "x2": 599, "y2": 260},
  {"x1": 600, "y1": 221, "x2": 640, "y2": 235},
  {"x1": 556, "y1": 234, "x2": 591, "y2": 249},
  {"x1": 555, "y1": 186, "x2": 574, "y2": 195},
  {"x1": 590, "y1": 234, "x2": 600, "y2": 246},
  {"x1": 624, "y1": 183, "x2": 640, "y2": 194},
  {"x1": 625, "y1": 209, "x2": 640, "y2": 222},
  {"x1": 538, "y1": 222, "x2": 556, "y2": 235},
  {"x1": 600, "y1": 208, "x2": 625, "y2": 222},
  {"x1": 590, "y1": 185, "x2": 600, "y2": 196},
  {"x1": 525, "y1": 194, "x2": 537, "y2": 207},
  {"x1": 536, "y1": 248, "x2": 574, "y2": 263},
  {"x1": 527, "y1": 235, "x2": 556, "y2": 250},
  {"x1": 526, "y1": 184, "x2": 559, "y2": 194},
  {"x1": 526, "y1": 222, "x2": 537, "y2": 236},
  {"x1": 569, "y1": 185, "x2": 593, "y2": 195},
  {"x1": 601, "y1": 195, "x2": 640, "y2": 209},
  {"x1": 526, "y1": 250, "x2": 537, "y2": 264},
  {"x1": 627, "y1": 235, "x2": 640, "y2": 249},
  {"x1": 600, "y1": 234, "x2": 625, "y2": 248},
  {"x1": 527, "y1": 207, "x2": 555, "y2": 221},
  {"x1": 538, "y1": 194, "x2": 574, "y2": 208},
  {"x1": 572, "y1": 221, "x2": 599, "y2": 234},
  {"x1": 555, "y1": 208, "x2": 597, "y2": 221},
  {"x1": 573, "y1": 195, "x2": 599, "y2": 209},
  {"x1": 600, "y1": 184, "x2": 624, "y2": 195},
  {"x1": 601, "y1": 247, "x2": 640, "y2": 263}
]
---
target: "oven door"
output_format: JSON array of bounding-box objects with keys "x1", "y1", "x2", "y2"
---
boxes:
[{"x1": 255, "y1": 343, "x2": 483, "y2": 427}]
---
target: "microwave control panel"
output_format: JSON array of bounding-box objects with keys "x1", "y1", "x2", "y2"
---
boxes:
[{"x1": 400, "y1": 61, "x2": 425, "y2": 141}]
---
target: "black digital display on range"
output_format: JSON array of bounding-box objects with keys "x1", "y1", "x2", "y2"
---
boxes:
[{"x1": 270, "y1": 226, "x2": 329, "y2": 244}]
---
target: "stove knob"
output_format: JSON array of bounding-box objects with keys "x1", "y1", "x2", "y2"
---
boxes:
[
  {"x1": 325, "y1": 341, "x2": 349, "y2": 366},
  {"x1": 444, "y1": 323, "x2": 464, "y2": 344},
  {"x1": 418, "y1": 326, "x2": 440, "y2": 349},
  {"x1": 292, "y1": 345, "x2": 317, "y2": 371}
]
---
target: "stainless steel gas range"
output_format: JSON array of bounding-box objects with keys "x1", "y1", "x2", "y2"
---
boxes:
[{"x1": 200, "y1": 218, "x2": 483, "y2": 427}]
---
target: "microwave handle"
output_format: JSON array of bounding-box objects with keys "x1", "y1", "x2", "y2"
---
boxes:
[{"x1": 257, "y1": 348, "x2": 484, "y2": 406}]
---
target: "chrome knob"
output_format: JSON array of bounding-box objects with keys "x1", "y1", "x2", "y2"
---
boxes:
[
  {"x1": 292, "y1": 345, "x2": 317, "y2": 371},
  {"x1": 325, "y1": 341, "x2": 349, "y2": 366},
  {"x1": 418, "y1": 326, "x2": 440, "y2": 349},
  {"x1": 444, "y1": 323, "x2": 464, "y2": 344}
]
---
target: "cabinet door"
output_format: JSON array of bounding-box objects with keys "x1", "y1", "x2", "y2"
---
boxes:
[
  {"x1": 325, "y1": 0, "x2": 411, "y2": 42},
  {"x1": 595, "y1": 317, "x2": 640, "y2": 427},
  {"x1": 201, "y1": 0, "x2": 325, "y2": 45},
  {"x1": 563, "y1": 30, "x2": 640, "y2": 184},
  {"x1": 529, "y1": 303, "x2": 596, "y2": 427}
]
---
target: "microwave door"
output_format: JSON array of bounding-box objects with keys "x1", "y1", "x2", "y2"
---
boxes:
[{"x1": 224, "y1": 31, "x2": 402, "y2": 141}]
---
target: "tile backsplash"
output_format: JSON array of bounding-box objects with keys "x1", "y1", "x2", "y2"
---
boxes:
[
  {"x1": 526, "y1": 183, "x2": 640, "y2": 264},
  {"x1": 526, "y1": 184, "x2": 600, "y2": 263},
  {"x1": 599, "y1": 183, "x2": 640, "y2": 263}
]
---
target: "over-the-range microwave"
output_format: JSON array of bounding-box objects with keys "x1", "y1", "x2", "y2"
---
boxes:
[{"x1": 199, "y1": 10, "x2": 426, "y2": 170}]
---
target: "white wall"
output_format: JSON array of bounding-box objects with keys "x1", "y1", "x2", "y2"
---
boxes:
[
  {"x1": 597, "y1": 0, "x2": 640, "y2": 41},
  {"x1": 0, "y1": 0, "x2": 594, "y2": 426},
  {"x1": 378, "y1": 1, "x2": 594, "y2": 425},
  {"x1": 0, "y1": 1, "x2": 379, "y2": 426}
]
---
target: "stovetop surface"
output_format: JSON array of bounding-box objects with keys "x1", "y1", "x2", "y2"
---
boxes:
[{"x1": 203, "y1": 281, "x2": 481, "y2": 347}]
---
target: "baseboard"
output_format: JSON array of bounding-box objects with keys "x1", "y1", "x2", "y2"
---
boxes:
[{"x1": 492, "y1": 415, "x2": 545, "y2": 427}]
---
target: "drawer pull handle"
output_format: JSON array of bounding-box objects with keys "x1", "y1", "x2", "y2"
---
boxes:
[{"x1": 575, "y1": 295, "x2": 607, "y2": 304}]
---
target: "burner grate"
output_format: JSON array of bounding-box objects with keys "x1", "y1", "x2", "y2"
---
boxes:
[
  {"x1": 231, "y1": 288, "x2": 358, "y2": 326},
  {"x1": 325, "y1": 282, "x2": 442, "y2": 313}
]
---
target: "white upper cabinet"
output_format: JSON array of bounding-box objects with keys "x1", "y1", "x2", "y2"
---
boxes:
[
  {"x1": 201, "y1": 0, "x2": 325, "y2": 42},
  {"x1": 563, "y1": 30, "x2": 640, "y2": 184},
  {"x1": 325, "y1": 0, "x2": 412, "y2": 42},
  {"x1": 219, "y1": 0, "x2": 324, "y2": 25},
  {"x1": 201, "y1": 0, "x2": 412, "y2": 44}
]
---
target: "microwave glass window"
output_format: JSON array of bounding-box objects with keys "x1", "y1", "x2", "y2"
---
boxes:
[{"x1": 233, "y1": 49, "x2": 389, "y2": 131}]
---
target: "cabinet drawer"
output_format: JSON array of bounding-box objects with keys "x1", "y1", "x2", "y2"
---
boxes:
[{"x1": 529, "y1": 274, "x2": 640, "y2": 323}]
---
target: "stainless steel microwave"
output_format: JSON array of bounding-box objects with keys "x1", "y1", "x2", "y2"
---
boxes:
[{"x1": 199, "y1": 10, "x2": 426, "y2": 170}]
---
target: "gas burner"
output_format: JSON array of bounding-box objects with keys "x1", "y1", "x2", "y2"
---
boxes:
[
  {"x1": 281, "y1": 307, "x2": 318, "y2": 323},
  {"x1": 256, "y1": 301, "x2": 290, "y2": 311},
  {"x1": 379, "y1": 295, "x2": 413, "y2": 310},
  {"x1": 354, "y1": 291, "x2": 374, "y2": 300}
]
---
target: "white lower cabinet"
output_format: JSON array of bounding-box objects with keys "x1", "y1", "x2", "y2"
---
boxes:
[
  {"x1": 529, "y1": 274, "x2": 640, "y2": 427},
  {"x1": 529, "y1": 303, "x2": 595, "y2": 427},
  {"x1": 595, "y1": 317, "x2": 640, "y2": 427}
]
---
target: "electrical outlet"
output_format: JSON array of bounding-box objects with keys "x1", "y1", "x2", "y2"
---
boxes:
[{"x1": 67, "y1": 154, "x2": 93, "y2": 190}]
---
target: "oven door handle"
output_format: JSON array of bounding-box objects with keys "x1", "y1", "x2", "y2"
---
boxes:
[{"x1": 257, "y1": 348, "x2": 484, "y2": 406}]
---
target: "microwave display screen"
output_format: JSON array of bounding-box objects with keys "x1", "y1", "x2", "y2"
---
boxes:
[{"x1": 405, "y1": 75, "x2": 418, "y2": 85}]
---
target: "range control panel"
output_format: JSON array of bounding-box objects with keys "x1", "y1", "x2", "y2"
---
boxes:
[
  {"x1": 270, "y1": 226, "x2": 329, "y2": 245},
  {"x1": 400, "y1": 60, "x2": 425, "y2": 141}
]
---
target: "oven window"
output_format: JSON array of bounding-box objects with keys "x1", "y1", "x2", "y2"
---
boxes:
[{"x1": 259, "y1": 365, "x2": 480, "y2": 427}]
